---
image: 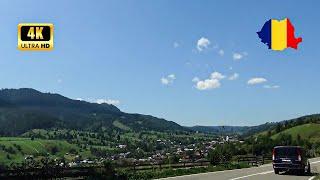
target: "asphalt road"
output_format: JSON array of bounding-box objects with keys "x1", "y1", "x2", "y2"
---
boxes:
[{"x1": 159, "y1": 157, "x2": 320, "y2": 180}]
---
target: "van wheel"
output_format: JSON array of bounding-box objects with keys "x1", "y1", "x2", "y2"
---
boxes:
[
  {"x1": 274, "y1": 169, "x2": 279, "y2": 174},
  {"x1": 295, "y1": 168, "x2": 305, "y2": 175},
  {"x1": 299, "y1": 169, "x2": 305, "y2": 175},
  {"x1": 307, "y1": 163, "x2": 311, "y2": 174}
]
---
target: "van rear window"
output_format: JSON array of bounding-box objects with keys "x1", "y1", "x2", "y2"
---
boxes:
[{"x1": 275, "y1": 147, "x2": 299, "y2": 157}]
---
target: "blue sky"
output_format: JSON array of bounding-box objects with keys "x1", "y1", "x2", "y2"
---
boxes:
[{"x1": 0, "y1": 0, "x2": 319, "y2": 126}]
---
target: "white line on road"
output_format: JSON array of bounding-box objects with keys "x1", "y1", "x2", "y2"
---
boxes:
[
  {"x1": 308, "y1": 176, "x2": 315, "y2": 180},
  {"x1": 307, "y1": 160, "x2": 319, "y2": 180},
  {"x1": 260, "y1": 164, "x2": 272, "y2": 167},
  {"x1": 229, "y1": 170, "x2": 274, "y2": 180},
  {"x1": 229, "y1": 159, "x2": 320, "y2": 180},
  {"x1": 159, "y1": 158, "x2": 320, "y2": 180},
  {"x1": 307, "y1": 160, "x2": 320, "y2": 180},
  {"x1": 158, "y1": 167, "x2": 256, "y2": 179},
  {"x1": 311, "y1": 160, "x2": 320, "y2": 164}
]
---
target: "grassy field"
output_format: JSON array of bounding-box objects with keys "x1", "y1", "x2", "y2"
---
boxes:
[
  {"x1": 113, "y1": 120, "x2": 131, "y2": 131},
  {"x1": 271, "y1": 123, "x2": 320, "y2": 142},
  {"x1": 0, "y1": 137, "x2": 91, "y2": 166}
]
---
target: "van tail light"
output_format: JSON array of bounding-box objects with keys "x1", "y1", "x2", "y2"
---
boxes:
[
  {"x1": 297, "y1": 149, "x2": 302, "y2": 161},
  {"x1": 272, "y1": 149, "x2": 275, "y2": 160}
]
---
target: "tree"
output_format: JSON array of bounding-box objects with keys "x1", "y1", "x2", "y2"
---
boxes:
[
  {"x1": 208, "y1": 147, "x2": 223, "y2": 165},
  {"x1": 297, "y1": 134, "x2": 302, "y2": 145},
  {"x1": 267, "y1": 130, "x2": 272, "y2": 137},
  {"x1": 275, "y1": 124, "x2": 282, "y2": 133},
  {"x1": 69, "y1": 148, "x2": 77, "y2": 154},
  {"x1": 50, "y1": 146, "x2": 59, "y2": 155},
  {"x1": 169, "y1": 154, "x2": 180, "y2": 164},
  {"x1": 276, "y1": 133, "x2": 292, "y2": 146}
]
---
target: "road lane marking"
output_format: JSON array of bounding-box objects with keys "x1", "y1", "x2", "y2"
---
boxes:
[
  {"x1": 229, "y1": 170, "x2": 274, "y2": 180},
  {"x1": 308, "y1": 159, "x2": 320, "y2": 180},
  {"x1": 159, "y1": 157, "x2": 320, "y2": 180},
  {"x1": 233, "y1": 159, "x2": 320, "y2": 180},
  {"x1": 308, "y1": 176, "x2": 315, "y2": 180},
  {"x1": 311, "y1": 160, "x2": 320, "y2": 164},
  {"x1": 157, "y1": 166, "x2": 266, "y2": 180},
  {"x1": 260, "y1": 164, "x2": 272, "y2": 167},
  {"x1": 158, "y1": 167, "x2": 252, "y2": 179}
]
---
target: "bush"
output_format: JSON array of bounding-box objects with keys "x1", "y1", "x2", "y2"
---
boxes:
[
  {"x1": 69, "y1": 148, "x2": 77, "y2": 154},
  {"x1": 50, "y1": 146, "x2": 59, "y2": 155}
]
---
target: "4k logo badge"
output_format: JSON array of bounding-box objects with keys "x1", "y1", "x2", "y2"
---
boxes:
[{"x1": 18, "y1": 23, "x2": 54, "y2": 51}]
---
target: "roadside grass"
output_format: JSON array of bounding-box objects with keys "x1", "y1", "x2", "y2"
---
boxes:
[{"x1": 118, "y1": 163, "x2": 250, "y2": 180}]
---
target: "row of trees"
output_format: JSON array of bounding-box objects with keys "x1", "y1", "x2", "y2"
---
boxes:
[{"x1": 208, "y1": 132, "x2": 320, "y2": 165}]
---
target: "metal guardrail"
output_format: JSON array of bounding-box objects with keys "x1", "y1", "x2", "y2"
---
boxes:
[
  {"x1": 128, "y1": 160, "x2": 211, "y2": 171},
  {"x1": 237, "y1": 155, "x2": 271, "y2": 166}
]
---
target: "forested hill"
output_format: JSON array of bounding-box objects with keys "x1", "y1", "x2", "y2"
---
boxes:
[
  {"x1": 249, "y1": 114, "x2": 320, "y2": 137},
  {"x1": 187, "y1": 114, "x2": 320, "y2": 136},
  {"x1": 187, "y1": 126, "x2": 251, "y2": 135},
  {"x1": 0, "y1": 88, "x2": 187, "y2": 135}
]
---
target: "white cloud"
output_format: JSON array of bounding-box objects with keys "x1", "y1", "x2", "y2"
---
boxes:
[
  {"x1": 96, "y1": 99, "x2": 120, "y2": 105},
  {"x1": 168, "y1": 74, "x2": 176, "y2": 80},
  {"x1": 75, "y1": 98, "x2": 120, "y2": 105},
  {"x1": 161, "y1": 74, "x2": 176, "y2": 85},
  {"x1": 218, "y1": 49, "x2": 224, "y2": 56},
  {"x1": 233, "y1": 53, "x2": 243, "y2": 60},
  {"x1": 210, "y1": 72, "x2": 225, "y2": 80},
  {"x1": 161, "y1": 78, "x2": 170, "y2": 85},
  {"x1": 197, "y1": 37, "x2": 210, "y2": 51},
  {"x1": 57, "y1": 79, "x2": 63, "y2": 83},
  {"x1": 263, "y1": 85, "x2": 280, "y2": 89},
  {"x1": 173, "y1": 42, "x2": 179, "y2": 48},
  {"x1": 196, "y1": 79, "x2": 221, "y2": 90},
  {"x1": 247, "y1": 77, "x2": 267, "y2": 85},
  {"x1": 192, "y1": 77, "x2": 200, "y2": 82},
  {"x1": 194, "y1": 71, "x2": 225, "y2": 90},
  {"x1": 228, "y1": 73, "x2": 239, "y2": 80},
  {"x1": 232, "y1": 52, "x2": 248, "y2": 60}
]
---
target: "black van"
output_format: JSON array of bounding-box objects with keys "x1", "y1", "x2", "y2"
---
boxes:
[{"x1": 272, "y1": 146, "x2": 310, "y2": 174}]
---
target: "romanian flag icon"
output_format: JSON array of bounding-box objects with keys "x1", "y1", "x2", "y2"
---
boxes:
[{"x1": 257, "y1": 18, "x2": 302, "y2": 51}]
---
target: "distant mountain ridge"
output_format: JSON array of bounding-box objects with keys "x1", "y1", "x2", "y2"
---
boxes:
[
  {"x1": 0, "y1": 88, "x2": 318, "y2": 137},
  {"x1": 0, "y1": 88, "x2": 187, "y2": 135},
  {"x1": 187, "y1": 122, "x2": 278, "y2": 135},
  {"x1": 187, "y1": 126, "x2": 250, "y2": 135},
  {"x1": 188, "y1": 114, "x2": 320, "y2": 137}
]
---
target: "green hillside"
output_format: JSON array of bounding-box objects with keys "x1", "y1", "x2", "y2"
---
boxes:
[
  {"x1": 271, "y1": 123, "x2": 320, "y2": 142},
  {"x1": 249, "y1": 114, "x2": 320, "y2": 138},
  {"x1": 0, "y1": 88, "x2": 187, "y2": 135},
  {"x1": 0, "y1": 137, "x2": 91, "y2": 166}
]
